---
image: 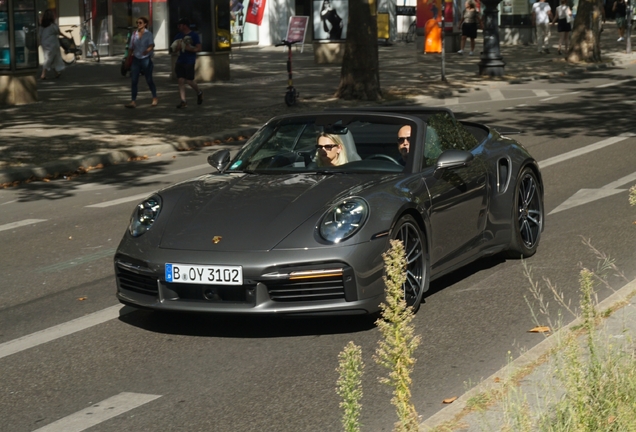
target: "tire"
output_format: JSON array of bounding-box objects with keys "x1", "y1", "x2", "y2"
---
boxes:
[
  {"x1": 284, "y1": 88, "x2": 297, "y2": 106},
  {"x1": 406, "y1": 22, "x2": 417, "y2": 43},
  {"x1": 390, "y1": 214, "x2": 429, "y2": 313},
  {"x1": 60, "y1": 47, "x2": 76, "y2": 65},
  {"x1": 505, "y1": 167, "x2": 544, "y2": 258}
]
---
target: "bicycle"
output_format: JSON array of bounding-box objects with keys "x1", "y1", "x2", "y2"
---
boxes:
[
  {"x1": 274, "y1": 39, "x2": 300, "y2": 106},
  {"x1": 59, "y1": 18, "x2": 100, "y2": 65},
  {"x1": 404, "y1": 20, "x2": 416, "y2": 43}
]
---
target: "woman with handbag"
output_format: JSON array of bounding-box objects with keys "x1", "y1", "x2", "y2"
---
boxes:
[
  {"x1": 38, "y1": 9, "x2": 65, "y2": 80},
  {"x1": 124, "y1": 16, "x2": 158, "y2": 108},
  {"x1": 552, "y1": 0, "x2": 572, "y2": 55}
]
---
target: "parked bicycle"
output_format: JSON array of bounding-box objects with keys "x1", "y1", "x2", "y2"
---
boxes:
[{"x1": 59, "y1": 18, "x2": 100, "y2": 65}]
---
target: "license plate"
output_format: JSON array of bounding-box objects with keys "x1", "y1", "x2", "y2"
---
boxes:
[{"x1": 165, "y1": 263, "x2": 243, "y2": 285}]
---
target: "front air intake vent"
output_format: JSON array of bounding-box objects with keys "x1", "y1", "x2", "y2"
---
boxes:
[
  {"x1": 268, "y1": 277, "x2": 346, "y2": 302},
  {"x1": 116, "y1": 266, "x2": 158, "y2": 295}
]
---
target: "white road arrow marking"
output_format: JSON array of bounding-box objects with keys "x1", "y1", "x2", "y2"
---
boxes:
[
  {"x1": 549, "y1": 171, "x2": 636, "y2": 215},
  {"x1": 33, "y1": 392, "x2": 161, "y2": 432}
]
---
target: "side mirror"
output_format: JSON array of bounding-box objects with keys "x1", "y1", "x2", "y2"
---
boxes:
[
  {"x1": 434, "y1": 149, "x2": 473, "y2": 178},
  {"x1": 208, "y1": 149, "x2": 231, "y2": 172}
]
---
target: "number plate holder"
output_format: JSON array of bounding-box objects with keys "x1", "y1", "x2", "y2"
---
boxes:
[{"x1": 165, "y1": 263, "x2": 243, "y2": 285}]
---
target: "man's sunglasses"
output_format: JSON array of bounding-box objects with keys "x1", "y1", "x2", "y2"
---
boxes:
[
  {"x1": 316, "y1": 144, "x2": 339, "y2": 151},
  {"x1": 397, "y1": 137, "x2": 411, "y2": 144}
]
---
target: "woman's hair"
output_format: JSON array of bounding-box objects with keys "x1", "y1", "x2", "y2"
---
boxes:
[
  {"x1": 467, "y1": 1, "x2": 476, "y2": 8},
  {"x1": 41, "y1": 9, "x2": 55, "y2": 28},
  {"x1": 560, "y1": 0, "x2": 567, "y2": 4},
  {"x1": 315, "y1": 133, "x2": 348, "y2": 167},
  {"x1": 137, "y1": 16, "x2": 149, "y2": 28}
]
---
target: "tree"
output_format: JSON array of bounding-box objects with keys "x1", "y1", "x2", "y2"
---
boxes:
[
  {"x1": 568, "y1": 0, "x2": 605, "y2": 62},
  {"x1": 335, "y1": 0, "x2": 382, "y2": 100}
]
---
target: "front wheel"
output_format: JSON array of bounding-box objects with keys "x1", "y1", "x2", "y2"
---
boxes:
[
  {"x1": 60, "y1": 47, "x2": 76, "y2": 65},
  {"x1": 284, "y1": 88, "x2": 297, "y2": 106},
  {"x1": 390, "y1": 214, "x2": 429, "y2": 313},
  {"x1": 505, "y1": 167, "x2": 544, "y2": 258}
]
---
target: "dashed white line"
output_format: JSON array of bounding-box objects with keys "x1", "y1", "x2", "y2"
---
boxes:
[
  {"x1": 487, "y1": 89, "x2": 505, "y2": 100},
  {"x1": 539, "y1": 135, "x2": 632, "y2": 169},
  {"x1": 0, "y1": 305, "x2": 128, "y2": 360},
  {"x1": 532, "y1": 90, "x2": 550, "y2": 97},
  {"x1": 85, "y1": 192, "x2": 153, "y2": 208},
  {"x1": 0, "y1": 219, "x2": 47, "y2": 232},
  {"x1": 33, "y1": 392, "x2": 162, "y2": 432},
  {"x1": 596, "y1": 79, "x2": 633, "y2": 88}
]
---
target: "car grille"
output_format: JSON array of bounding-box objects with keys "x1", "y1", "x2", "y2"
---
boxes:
[
  {"x1": 267, "y1": 277, "x2": 346, "y2": 302},
  {"x1": 167, "y1": 283, "x2": 250, "y2": 303},
  {"x1": 117, "y1": 267, "x2": 158, "y2": 295}
]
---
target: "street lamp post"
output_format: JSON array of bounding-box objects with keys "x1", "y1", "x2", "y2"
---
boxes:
[{"x1": 478, "y1": 0, "x2": 506, "y2": 76}]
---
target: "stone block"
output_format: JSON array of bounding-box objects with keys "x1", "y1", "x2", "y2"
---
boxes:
[
  {"x1": 0, "y1": 73, "x2": 38, "y2": 106},
  {"x1": 312, "y1": 42, "x2": 345, "y2": 64}
]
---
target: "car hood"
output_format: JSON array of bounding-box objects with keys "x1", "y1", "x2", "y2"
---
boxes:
[{"x1": 158, "y1": 173, "x2": 377, "y2": 252}]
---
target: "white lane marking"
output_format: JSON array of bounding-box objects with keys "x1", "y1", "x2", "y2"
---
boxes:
[
  {"x1": 540, "y1": 96, "x2": 559, "y2": 101},
  {"x1": 538, "y1": 135, "x2": 632, "y2": 169},
  {"x1": 596, "y1": 79, "x2": 633, "y2": 88},
  {"x1": 532, "y1": 90, "x2": 550, "y2": 97},
  {"x1": 549, "y1": 171, "x2": 636, "y2": 215},
  {"x1": 444, "y1": 97, "x2": 459, "y2": 106},
  {"x1": 487, "y1": 89, "x2": 505, "y2": 100},
  {"x1": 33, "y1": 392, "x2": 162, "y2": 432},
  {"x1": 0, "y1": 219, "x2": 47, "y2": 232},
  {"x1": 0, "y1": 305, "x2": 127, "y2": 360},
  {"x1": 85, "y1": 192, "x2": 153, "y2": 208}
]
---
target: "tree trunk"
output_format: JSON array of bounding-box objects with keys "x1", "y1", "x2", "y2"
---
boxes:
[
  {"x1": 335, "y1": 0, "x2": 382, "y2": 101},
  {"x1": 567, "y1": 0, "x2": 604, "y2": 62}
]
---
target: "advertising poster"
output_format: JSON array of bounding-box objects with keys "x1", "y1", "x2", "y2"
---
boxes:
[
  {"x1": 286, "y1": 16, "x2": 309, "y2": 43},
  {"x1": 245, "y1": 0, "x2": 266, "y2": 26},
  {"x1": 313, "y1": 0, "x2": 348, "y2": 40}
]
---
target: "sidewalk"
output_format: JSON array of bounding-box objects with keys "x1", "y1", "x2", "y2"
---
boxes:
[{"x1": 1, "y1": 30, "x2": 634, "y2": 186}]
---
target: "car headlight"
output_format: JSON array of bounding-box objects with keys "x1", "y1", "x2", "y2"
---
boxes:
[
  {"x1": 128, "y1": 195, "x2": 162, "y2": 237},
  {"x1": 319, "y1": 197, "x2": 369, "y2": 243}
]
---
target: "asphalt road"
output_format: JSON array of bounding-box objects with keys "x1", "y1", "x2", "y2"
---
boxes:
[{"x1": 1, "y1": 65, "x2": 636, "y2": 432}]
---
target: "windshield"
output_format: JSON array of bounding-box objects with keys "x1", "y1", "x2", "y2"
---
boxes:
[{"x1": 227, "y1": 116, "x2": 416, "y2": 174}]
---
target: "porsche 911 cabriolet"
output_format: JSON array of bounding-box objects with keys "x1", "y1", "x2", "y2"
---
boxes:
[{"x1": 114, "y1": 107, "x2": 544, "y2": 315}]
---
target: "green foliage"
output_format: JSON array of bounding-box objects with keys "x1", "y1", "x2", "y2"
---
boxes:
[
  {"x1": 507, "y1": 266, "x2": 636, "y2": 431},
  {"x1": 336, "y1": 341, "x2": 364, "y2": 432},
  {"x1": 374, "y1": 239, "x2": 421, "y2": 432}
]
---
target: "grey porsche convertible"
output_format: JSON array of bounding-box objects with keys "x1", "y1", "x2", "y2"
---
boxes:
[{"x1": 114, "y1": 107, "x2": 544, "y2": 315}]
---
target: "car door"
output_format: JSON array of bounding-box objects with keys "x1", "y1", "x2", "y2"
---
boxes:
[{"x1": 421, "y1": 112, "x2": 488, "y2": 272}]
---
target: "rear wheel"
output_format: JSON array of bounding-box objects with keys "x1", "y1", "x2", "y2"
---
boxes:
[
  {"x1": 505, "y1": 167, "x2": 543, "y2": 258},
  {"x1": 390, "y1": 214, "x2": 429, "y2": 313},
  {"x1": 60, "y1": 47, "x2": 76, "y2": 65}
]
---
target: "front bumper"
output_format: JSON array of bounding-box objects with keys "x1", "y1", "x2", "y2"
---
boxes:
[{"x1": 114, "y1": 242, "x2": 387, "y2": 315}]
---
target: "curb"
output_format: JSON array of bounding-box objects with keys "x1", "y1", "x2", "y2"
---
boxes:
[
  {"x1": 0, "y1": 127, "x2": 259, "y2": 186},
  {"x1": 420, "y1": 276, "x2": 636, "y2": 431}
]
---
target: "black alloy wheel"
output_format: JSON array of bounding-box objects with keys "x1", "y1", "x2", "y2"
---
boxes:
[
  {"x1": 506, "y1": 167, "x2": 543, "y2": 258},
  {"x1": 391, "y1": 214, "x2": 429, "y2": 312}
]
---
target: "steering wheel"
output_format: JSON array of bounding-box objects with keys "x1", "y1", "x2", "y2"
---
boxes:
[{"x1": 366, "y1": 154, "x2": 401, "y2": 165}]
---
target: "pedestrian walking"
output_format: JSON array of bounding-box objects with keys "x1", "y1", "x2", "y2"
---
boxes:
[
  {"x1": 124, "y1": 16, "x2": 158, "y2": 108},
  {"x1": 457, "y1": 0, "x2": 483, "y2": 55},
  {"x1": 532, "y1": 0, "x2": 554, "y2": 53},
  {"x1": 552, "y1": 0, "x2": 572, "y2": 54},
  {"x1": 613, "y1": 0, "x2": 628, "y2": 41},
  {"x1": 173, "y1": 18, "x2": 203, "y2": 108},
  {"x1": 38, "y1": 9, "x2": 65, "y2": 80}
]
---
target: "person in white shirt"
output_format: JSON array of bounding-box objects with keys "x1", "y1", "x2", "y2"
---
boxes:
[{"x1": 532, "y1": 0, "x2": 554, "y2": 53}]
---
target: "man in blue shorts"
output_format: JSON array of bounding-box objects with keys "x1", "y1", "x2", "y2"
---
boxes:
[{"x1": 173, "y1": 18, "x2": 203, "y2": 108}]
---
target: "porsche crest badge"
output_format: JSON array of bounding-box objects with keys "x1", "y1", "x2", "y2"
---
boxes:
[{"x1": 212, "y1": 236, "x2": 222, "y2": 244}]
